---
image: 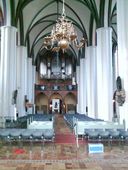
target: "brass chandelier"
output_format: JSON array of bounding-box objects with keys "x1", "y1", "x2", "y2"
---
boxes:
[{"x1": 43, "y1": 0, "x2": 85, "y2": 52}]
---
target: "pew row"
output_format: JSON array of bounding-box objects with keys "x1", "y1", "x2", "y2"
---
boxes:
[
  {"x1": 0, "y1": 128, "x2": 55, "y2": 149},
  {"x1": 74, "y1": 118, "x2": 125, "y2": 136},
  {"x1": 27, "y1": 114, "x2": 54, "y2": 130},
  {"x1": 74, "y1": 118, "x2": 125, "y2": 148}
]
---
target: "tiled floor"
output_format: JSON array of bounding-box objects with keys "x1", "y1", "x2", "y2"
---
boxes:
[{"x1": 0, "y1": 114, "x2": 128, "y2": 170}]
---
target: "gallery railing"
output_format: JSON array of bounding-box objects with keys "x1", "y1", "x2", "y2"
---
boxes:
[{"x1": 35, "y1": 84, "x2": 77, "y2": 91}]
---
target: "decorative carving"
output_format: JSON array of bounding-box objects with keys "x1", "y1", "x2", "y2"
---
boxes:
[
  {"x1": 12, "y1": 90, "x2": 18, "y2": 105},
  {"x1": 115, "y1": 76, "x2": 126, "y2": 106}
]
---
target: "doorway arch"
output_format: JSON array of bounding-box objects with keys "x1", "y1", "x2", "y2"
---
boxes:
[{"x1": 49, "y1": 93, "x2": 63, "y2": 114}]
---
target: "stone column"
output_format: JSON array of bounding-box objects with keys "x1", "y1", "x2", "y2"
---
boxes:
[
  {"x1": 27, "y1": 58, "x2": 33, "y2": 114},
  {"x1": 86, "y1": 46, "x2": 97, "y2": 118},
  {"x1": 76, "y1": 65, "x2": 80, "y2": 113},
  {"x1": 27, "y1": 62, "x2": 36, "y2": 115},
  {"x1": 32, "y1": 65, "x2": 36, "y2": 114},
  {"x1": 117, "y1": 0, "x2": 128, "y2": 129},
  {"x1": 0, "y1": 26, "x2": 17, "y2": 122},
  {"x1": 16, "y1": 46, "x2": 27, "y2": 117},
  {"x1": 27, "y1": 58, "x2": 33, "y2": 101},
  {"x1": 96, "y1": 27, "x2": 113, "y2": 121},
  {"x1": 79, "y1": 58, "x2": 85, "y2": 114}
]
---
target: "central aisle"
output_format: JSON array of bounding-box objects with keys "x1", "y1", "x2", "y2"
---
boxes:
[{"x1": 54, "y1": 114, "x2": 76, "y2": 144}]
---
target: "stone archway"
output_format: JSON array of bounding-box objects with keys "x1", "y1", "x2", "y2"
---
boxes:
[
  {"x1": 35, "y1": 92, "x2": 48, "y2": 114},
  {"x1": 64, "y1": 92, "x2": 77, "y2": 113}
]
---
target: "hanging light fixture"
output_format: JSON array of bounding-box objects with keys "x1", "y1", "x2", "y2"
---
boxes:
[{"x1": 43, "y1": 0, "x2": 85, "y2": 52}]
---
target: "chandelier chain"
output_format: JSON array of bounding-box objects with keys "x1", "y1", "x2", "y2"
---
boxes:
[{"x1": 62, "y1": 0, "x2": 66, "y2": 16}]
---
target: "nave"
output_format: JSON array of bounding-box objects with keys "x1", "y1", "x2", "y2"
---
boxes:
[{"x1": 0, "y1": 114, "x2": 128, "y2": 170}]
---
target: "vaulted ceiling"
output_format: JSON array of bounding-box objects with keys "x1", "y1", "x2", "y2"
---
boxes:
[{"x1": 0, "y1": 0, "x2": 117, "y2": 66}]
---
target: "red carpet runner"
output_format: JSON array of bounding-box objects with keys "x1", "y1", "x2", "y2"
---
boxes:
[
  {"x1": 55, "y1": 134, "x2": 76, "y2": 144},
  {"x1": 54, "y1": 114, "x2": 85, "y2": 144}
]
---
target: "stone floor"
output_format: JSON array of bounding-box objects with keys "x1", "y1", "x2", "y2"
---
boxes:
[
  {"x1": 0, "y1": 144, "x2": 128, "y2": 170},
  {"x1": 0, "y1": 114, "x2": 128, "y2": 170}
]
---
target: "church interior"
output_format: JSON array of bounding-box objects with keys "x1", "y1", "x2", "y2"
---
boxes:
[{"x1": 0, "y1": 0, "x2": 128, "y2": 169}]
